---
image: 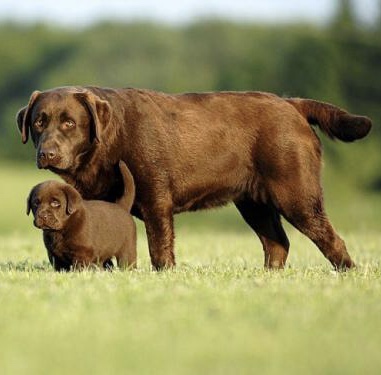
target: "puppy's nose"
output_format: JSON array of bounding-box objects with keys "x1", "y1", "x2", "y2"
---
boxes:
[{"x1": 39, "y1": 211, "x2": 48, "y2": 220}]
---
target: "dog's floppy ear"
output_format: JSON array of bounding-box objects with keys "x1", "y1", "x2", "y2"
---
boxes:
[
  {"x1": 16, "y1": 90, "x2": 41, "y2": 144},
  {"x1": 26, "y1": 190, "x2": 33, "y2": 216},
  {"x1": 62, "y1": 184, "x2": 82, "y2": 215},
  {"x1": 74, "y1": 90, "x2": 111, "y2": 143},
  {"x1": 26, "y1": 186, "x2": 37, "y2": 216}
]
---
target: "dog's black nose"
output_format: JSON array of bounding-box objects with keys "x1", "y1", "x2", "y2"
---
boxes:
[
  {"x1": 38, "y1": 148, "x2": 60, "y2": 168},
  {"x1": 39, "y1": 149, "x2": 56, "y2": 161}
]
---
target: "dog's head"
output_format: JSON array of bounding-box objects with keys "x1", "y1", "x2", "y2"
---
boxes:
[
  {"x1": 16, "y1": 87, "x2": 111, "y2": 172},
  {"x1": 27, "y1": 181, "x2": 83, "y2": 231}
]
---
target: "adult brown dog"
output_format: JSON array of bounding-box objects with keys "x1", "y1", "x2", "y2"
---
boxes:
[
  {"x1": 17, "y1": 87, "x2": 372, "y2": 270},
  {"x1": 27, "y1": 160, "x2": 137, "y2": 271}
]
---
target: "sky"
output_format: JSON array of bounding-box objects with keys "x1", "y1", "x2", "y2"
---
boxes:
[{"x1": 0, "y1": 0, "x2": 378, "y2": 27}]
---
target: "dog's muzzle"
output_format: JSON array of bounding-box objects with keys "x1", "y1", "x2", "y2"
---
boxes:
[
  {"x1": 37, "y1": 147, "x2": 61, "y2": 169},
  {"x1": 34, "y1": 211, "x2": 59, "y2": 230}
]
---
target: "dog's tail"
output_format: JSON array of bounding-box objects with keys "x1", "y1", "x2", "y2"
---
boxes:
[
  {"x1": 116, "y1": 161, "x2": 135, "y2": 212},
  {"x1": 286, "y1": 98, "x2": 372, "y2": 142}
]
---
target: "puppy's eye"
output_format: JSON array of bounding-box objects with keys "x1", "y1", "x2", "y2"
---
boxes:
[
  {"x1": 34, "y1": 119, "x2": 43, "y2": 129},
  {"x1": 50, "y1": 200, "x2": 60, "y2": 208},
  {"x1": 33, "y1": 200, "x2": 40, "y2": 209},
  {"x1": 64, "y1": 120, "x2": 76, "y2": 129}
]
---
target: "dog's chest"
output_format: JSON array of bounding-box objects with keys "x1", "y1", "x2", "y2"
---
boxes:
[
  {"x1": 43, "y1": 230, "x2": 96, "y2": 265},
  {"x1": 68, "y1": 167, "x2": 123, "y2": 202},
  {"x1": 43, "y1": 231, "x2": 75, "y2": 262}
]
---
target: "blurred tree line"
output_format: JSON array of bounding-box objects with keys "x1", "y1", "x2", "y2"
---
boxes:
[{"x1": 0, "y1": 0, "x2": 380, "y2": 186}]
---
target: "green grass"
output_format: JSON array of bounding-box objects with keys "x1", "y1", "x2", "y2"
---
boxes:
[
  {"x1": 0, "y1": 160, "x2": 381, "y2": 374},
  {"x1": 1, "y1": 231, "x2": 381, "y2": 375}
]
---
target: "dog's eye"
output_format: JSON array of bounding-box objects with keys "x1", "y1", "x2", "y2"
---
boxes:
[
  {"x1": 64, "y1": 120, "x2": 76, "y2": 129},
  {"x1": 34, "y1": 119, "x2": 43, "y2": 129},
  {"x1": 50, "y1": 200, "x2": 60, "y2": 208}
]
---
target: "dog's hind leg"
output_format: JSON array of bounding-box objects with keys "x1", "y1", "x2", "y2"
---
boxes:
[
  {"x1": 267, "y1": 171, "x2": 354, "y2": 270},
  {"x1": 235, "y1": 198, "x2": 290, "y2": 269},
  {"x1": 277, "y1": 191, "x2": 354, "y2": 270}
]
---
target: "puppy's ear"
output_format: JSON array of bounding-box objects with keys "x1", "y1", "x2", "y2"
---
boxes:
[
  {"x1": 16, "y1": 90, "x2": 41, "y2": 144},
  {"x1": 74, "y1": 90, "x2": 111, "y2": 143},
  {"x1": 26, "y1": 186, "x2": 36, "y2": 216},
  {"x1": 63, "y1": 185, "x2": 82, "y2": 215},
  {"x1": 26, "y1": 191, "x2": 32, "y2": 216}
]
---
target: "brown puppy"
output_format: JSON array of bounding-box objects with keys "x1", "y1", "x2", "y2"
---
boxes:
[
  {"x1": 17, "y1": 87, "x2": 372, "y2": 270},
  {"x1": 27, "y1": 161, "x2": 137, "y2": 271}
]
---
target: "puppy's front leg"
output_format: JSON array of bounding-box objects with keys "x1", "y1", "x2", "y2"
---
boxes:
[
  {"x1": 143, "y1": 208, "x2": 175, "y2": 271},
  {"x1": 51, "y1": 256, "x2": 71, "y2": 272}
]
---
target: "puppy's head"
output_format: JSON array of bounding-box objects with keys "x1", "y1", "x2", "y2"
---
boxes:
[
  {"x1": 16, "y1": 87, "x2": 111, "y2": 173},
  {"x1": 27, "y1": 181, "x2": 83, "y2": 231}
]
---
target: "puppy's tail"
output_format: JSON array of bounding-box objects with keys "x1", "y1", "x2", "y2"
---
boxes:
[
  {"x1": 286, "y1": 98, "x2": 372, "y2": 142},
  {"x1": 116, "y1": 161, "x2": 135, "y2": 212}
]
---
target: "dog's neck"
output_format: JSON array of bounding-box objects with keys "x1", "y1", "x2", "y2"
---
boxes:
[
  {"x1": 57, "y1": 147, "x2": 122, "y2": 202},
  {"x1": 70, "y1": 166, "x2": 121, "y2": 202}
]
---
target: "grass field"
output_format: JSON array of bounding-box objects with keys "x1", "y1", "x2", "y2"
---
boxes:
[{"x1": 0, "y1": 160, "x2": 380, "y2": 374}]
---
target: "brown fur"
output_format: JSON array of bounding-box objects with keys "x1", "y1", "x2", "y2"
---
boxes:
[
  {"x1": 26, "y1": 160, "x2": 137, "y2": 271},
  {"x1": 17, "y1": 87, "x2": 372, "y2": 270}
]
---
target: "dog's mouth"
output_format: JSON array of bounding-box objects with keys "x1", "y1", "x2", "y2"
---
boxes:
[
  {"x1": 46, "y1": 165, "x2": 68, "y2": 173},
  {"x1": 38, "y1": 153, "x2": 89, "y2": 174},
  {"x1": 37, "y1": 158, "x2": 61, "y2": 169},
  {"x1": 37, "y1": 158, "x2": 71, "y2": 173},
  {"x1": 34, "y1": 217, "x2": 61, "y2": 231}
]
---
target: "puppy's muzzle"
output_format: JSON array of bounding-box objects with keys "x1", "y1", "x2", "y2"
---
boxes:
[{"x1": 34, "y1": 211, "x2": 57, "y2": 230}]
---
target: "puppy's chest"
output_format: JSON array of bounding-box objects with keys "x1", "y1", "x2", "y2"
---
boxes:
[
  {"x1": 43, "y1": 232, "x2": 71, "y2": 256},
  {"x1": 43, "y1": 231, "x2": 90, "y2": 262}
]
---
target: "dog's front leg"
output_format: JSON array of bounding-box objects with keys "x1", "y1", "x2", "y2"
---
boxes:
[{"x1": 143, "y1": 206, "x2": 175, "y2": 270}]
